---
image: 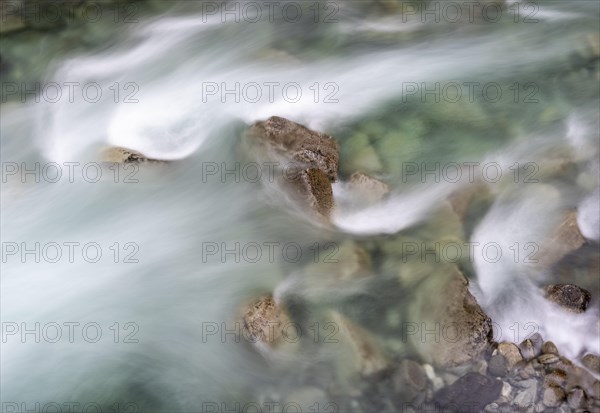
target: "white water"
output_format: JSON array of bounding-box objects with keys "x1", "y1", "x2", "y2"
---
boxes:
[{"x1": 2, "y1": 0, "x2": 599, "y2": 410}]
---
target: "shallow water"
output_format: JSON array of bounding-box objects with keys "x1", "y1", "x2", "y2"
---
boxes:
[{"x1": 1, "y1": 0, "x2": 599, "y2": 411}]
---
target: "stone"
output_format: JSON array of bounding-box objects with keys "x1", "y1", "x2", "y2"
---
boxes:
[
  {"x1": 567, "y1": 387, "x2": 585, "y2": 409},
  {"x1": 394, "y1": 359, "x2": 428, "y2": 400},
  {"x1": 245, "y1": 116, "x2": 339, "y2": 181},
  {"x1": 291, "y1": 168, "x2": 334, "y2": 217},
  {"x1": 330, "y1": 312, "x2": 389, "y2": 377},
  {"x1": 243, "y1": 116, "x2": 339, "y2": 217},
  {"x1": 0, "y1": 13, "x2": 26, "y2": 34},
  {"x1": 538, "y1": 211, "x2": 585, "y2": 267},
  {"x1": 501, "y1": 381, "x2": 512, "y2": 398},
  {"x1": 446, "y1": 182, "x2": 490, "y2": 223},
  {"x1": 409, "y1": 267, "x2": 493, "y2": 367},
  {"x1": 101, "y1": 146, "x2": 164, "y2": 163},
  {"x1": 544, "y1": 370, "x2": 567, "y2": 388},
  {"x1": 519, "y1": 339, "x2": 537, "y2": 361},
  {"x1": 514, "y1": 380, "x2": 538, "y2": 408},
  {"x1": 347, "y1": 171, "x2": 390, "y2": 205},
  {"x1": 538, "y1": 354, "x2": 560, "y2": 365},
  {"x1": 488, "y1": 354, "x2": 508, "y2": 377},
  {"x1": 497, "y1": 342, "x2": 523, "y2": 370},
  {"x1": 544, "y1": 284, "x2": 591, "y2": 313},
  {"x1": 542, "y1": 386, "x2": 565, "y2": 407},
  {"x1": 582, "y1": 353, "x2": 600, "y2": 374},
  {"x1": 434, "y1": 373, "x2": 502, "y2": 412},
  {"x1": 519, "y1": 333, "x2": 543, "y2": 361},
  {"x1": 541, "y1": 341, "x2": 559, "y2": 355},
  {"x1": 241, "y1": 295, "x2": 291, "y2": 346}
]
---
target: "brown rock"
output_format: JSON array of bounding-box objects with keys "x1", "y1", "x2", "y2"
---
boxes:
[
  {"x1": 101, "y1": 146, "x2": 165, "y2": 164},
  {"x1": 331, "y1": 312, "x2": 389, "y2": 376},
  {"x1": 544, "y1": 284, "x2": 591, "y2": 313},
  {"x1": 242, "y1": 295, "x2": 291, "y2": 346},
  {"x1": 544, "y1": 370, "x2": 567, "y2": 388},
  {"x1": 538, "y1": 211, "x2": 585, "y2": 267},
  {"x1": 243, "y1": 116, "x2": 340, "y2": 216},
  {"x1": 348, "y1": 171, "x2": 390, "y2": 205},
  {"x1": 394, "y1": 359, "x2": 428, "y2": 400},
  {"x1": 410, "y1": 267, "x2": 493, "y2": 367},
  {"x1": 292, "y1": 168, "x2": 334, "y2": 217},
  {"x1": 497, "y1": 342, "x2": 523, "y2": 370},
  {"x1": 446, "y1": 182, "x2": 491, "y2": 222},
  {"x1": 245, "y1": 116, "x2": 339, "y2": 181},
  {"x1": 542, "y1": 386, "x2": 565, "y2": 407},
  {"x1": 538, "y1": 354, "x2": 560, "y2": 365},
  {"x1": 582, "y1": 353, "x2": 600, "y2": 374},
  {"x1": 542, "y1": 341, "x2": 559, "y2": 355}
]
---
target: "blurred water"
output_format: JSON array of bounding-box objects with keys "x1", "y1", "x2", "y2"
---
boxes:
[{"x1": 1, "y1": 0, "x2": 599, "y2": 410}]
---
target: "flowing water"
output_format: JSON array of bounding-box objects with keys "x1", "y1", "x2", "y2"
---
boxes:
[{"x1": 1, "y1": 0, "x2": 599, "y2": 411}]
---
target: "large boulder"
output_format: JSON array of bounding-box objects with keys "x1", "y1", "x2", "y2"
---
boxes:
[
  {"x1": 409, "y1": 266, "x2": 493, "y2": 367},
  {"x1": 243, "y1": 116, "x2": 339, "y2": 217}
]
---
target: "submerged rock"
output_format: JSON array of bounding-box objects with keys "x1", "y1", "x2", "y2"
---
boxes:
[
  {"x1": 101, "y1": 146, "x2": 165, "y2": 164},
  {"x1": 409, "y1": 267, "x2": 493, "y2": 367},
  {"x1": 538, "y1": 211, "x2": 586, "y2": 268},
  {"x1": 330, "y1": 311, "x2": 389, "y2": 377},
  {"x1": 243, "y1": 116, "x2": 340, "y2": 217},
  {"x1": 434, "y1": 372, "x2": 502, "y2": 412},
  {"x1": 543, "y1": 284, "x2": 591, "y2": 313},
  {"x1": 582, "y1": 353, "x2": 600, "y2": 374},
  {"x1": 347, "y1": 171, "x2": 390, "y2": 206}
]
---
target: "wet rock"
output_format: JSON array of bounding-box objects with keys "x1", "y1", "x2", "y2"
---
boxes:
[
  {"x1": 519, "y1": 334, "x2": 543, "y2": 360},
  {"x1": 542, "y1": 386, "x2": 565, "y2": 407},
  {"x1": 409, "y1": 267, "x2": 493, "y2": 367},
  {"x1": 543, "y1": 284, "x2": 591, "y2": 313},
  {"x1": 567, "y1": 387, "x2": 585, "y2": 409},
  {"x1": 541, "y1": 341, "x2": 559, "y2": 355},
  {"x1": 434, "y1": 372, "x2": 502, "y2": 412},
  {"x1": 514, "y1": 379, "x2": 538, "y2": 408},
  {"x1": 544, "y1": 370, "x2": 567, "y2": 388},
  {"x1": 245, "y1": 116, "x2": 339, "y2": 181},
  {"x1": 497, "y1": 342, "x2": 523, "y2": 370},
  {"x1": 0, "y1": 11, "x2": 26, "y2": 34},
  {"x1": 565, "y1": 366, "x2": 598, "y2": 400},
  {"x1": 347, "y1": 171, "x2": 389, "y2": 205},
  {"x1": 292, "y1": 168, "x2": 334, "y2": 216},
  {"x1": 330, "y1": 312, "x2": 389, "y2": 377},
  {"x1": 446, "y1": 182, "x2": 491, "y2": 223},
  {"x1": 538, "y1": 211, "x2": 585, "y2": 267},
  {"x1": 243, "y1": 116, "x2": 339, "y2": 217},
  {"x1": 242, "y1": 295, "x2": 291, "y2": 346},
  {"x1": 538, "y1": 354, "x2": 560, "y2": 365},
  {"x1": 488, "y1": 354, "x2": 508, "y2": 377},
  {"x1": 394, "y1": 359, "x2": 428, "y2": 400},
  {"x1": 101, "y1": 146, "x2": 164, "y2": 164},
  {"x1": 582, "y1": 353, "x2": 600, "y2": 374}
]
